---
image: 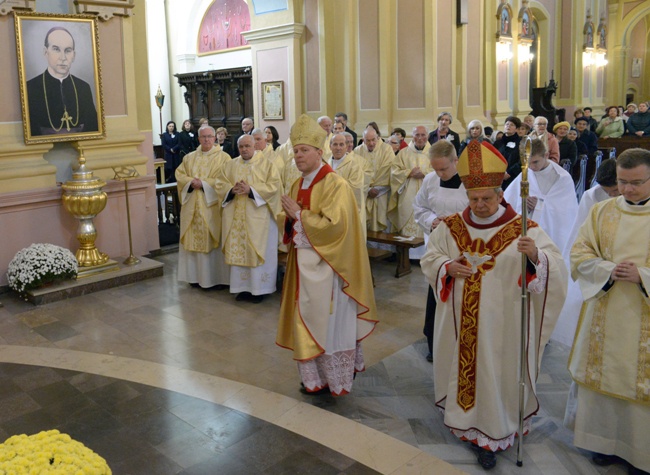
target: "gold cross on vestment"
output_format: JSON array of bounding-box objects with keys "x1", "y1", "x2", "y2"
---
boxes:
[{"x1": 61, "y1": 110, "x2": 74, "y2": 131}]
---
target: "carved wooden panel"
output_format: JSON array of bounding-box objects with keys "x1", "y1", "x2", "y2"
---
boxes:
[{"x1": 175, "y1": 67, "x2": 252, "y2": 137}]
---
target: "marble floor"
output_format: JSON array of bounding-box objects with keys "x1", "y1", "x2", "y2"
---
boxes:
[{"x1": 0, "y1": 252, "x2": 631, "y2": 474}]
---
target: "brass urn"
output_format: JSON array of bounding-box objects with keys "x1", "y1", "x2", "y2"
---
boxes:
[{"x1": 61, "y1": 149, "x2": 109, "y2": 267}]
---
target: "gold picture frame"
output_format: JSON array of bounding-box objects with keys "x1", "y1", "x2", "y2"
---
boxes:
[
  {"x1": 261, "y1": 81, "x2": 284, "y2": 120},
  {"x1": 14, "y1": 12, "x2": 105, "y2": 145}
]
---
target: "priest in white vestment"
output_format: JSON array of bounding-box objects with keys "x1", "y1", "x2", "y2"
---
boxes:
[
  {"x1": 413, "y1": 140, "x2": 468, "y2": 363},
  {"x1": 421, "y1": 140, "x2": 567, "y2": 470},
  {"x1": 568, "y1": 149, "x2": 650, "y2": 473},
  {"x1": 388, "y1": 125, "x2": 433, "y2": 259},
  {"x1": 216, "y1": 135, "x2": 282, "y2": 303},
  {"x1": 277, "y1": 115, "x2": 377, "y2": 396},
  {"x1": 354, "y1": 127, "x2": 394, "y2": 233},
  {"x1": 552, "y1": 159, "x2": 620, "y2": 346},
  {"x1": 176, "y1": 125, "x2": 230, "y2": 288},
  {"x1": 504, "y1": 138, "x2": 578, "y2": 252}
]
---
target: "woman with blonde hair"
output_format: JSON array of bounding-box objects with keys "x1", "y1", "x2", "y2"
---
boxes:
[{"x1": 458, "y1": 119, "x2": 491, "y2": 155}]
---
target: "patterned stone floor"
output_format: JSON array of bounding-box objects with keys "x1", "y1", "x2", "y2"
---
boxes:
[{"x1": 0, "y1": 253, "x2": 632, "y2": 474}]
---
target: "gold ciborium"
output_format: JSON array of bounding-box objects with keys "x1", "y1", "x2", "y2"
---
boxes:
[{"x1": 61, "y1": 148, "x2": 110, "y2": 268}]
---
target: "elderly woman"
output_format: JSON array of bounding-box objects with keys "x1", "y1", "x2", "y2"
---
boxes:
[
  {"x1": 596, "y1": 106, "x2": 625, "y2": 139},
  {"x1": 458, "y1": 120, "x2": 491, "y2": 155},
  {"x1": 178, "y1": 119, "x2": 199, "y2": 158},
  {"x1": 216, "y1": 127, "x2": 234, "y2": 157},
  {"x1": 427, "y1": 112, "x2": 460, "y2": 153},
  {"x1": 553, "y1": 121, "x2": 578, "y2": 168},
  {"x1": 627, "y1": 101, "x2": 650, "y2": 137}
]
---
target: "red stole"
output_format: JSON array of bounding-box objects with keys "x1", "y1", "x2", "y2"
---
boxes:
[{"x1": 283, "y1": 164, "x2": 334, "y2": 244}]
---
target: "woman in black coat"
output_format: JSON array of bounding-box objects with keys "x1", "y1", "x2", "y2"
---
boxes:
[
  {"x1": 161, "y1": 121, "x2": 180, "y2": 182},
  {"x1": 178, "y1": 119, "x2": 199, "y2": 159}
]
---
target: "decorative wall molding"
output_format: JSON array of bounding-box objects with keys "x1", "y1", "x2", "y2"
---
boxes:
[
  {"x1": 73, "y1": 0, "x2": 134, "y2": 22},
  {"x1": 242, "y1": 23, "x2": 305, "y2": 44},
  {"x1": 0, "y1": 0, "x2": 35, "y2": 16}
]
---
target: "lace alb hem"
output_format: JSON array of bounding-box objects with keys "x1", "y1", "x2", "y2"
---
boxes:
[
  {"x1": 448, "y1": 418, "x2": 532, "y2": 452},
  {"x1": 298, "y1": 343, "x2": 365, "y2": 396}
]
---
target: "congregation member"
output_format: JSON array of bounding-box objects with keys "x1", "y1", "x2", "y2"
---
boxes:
[
  {"x1": 355, "y1": 127, "x2": 394, "y2": 233},
  {"x1": 217, "y1": 134, "x2": 282, "y2": 303},
  {"x1": 493, "y1": 115, "x2": 522, "y2": 189},
  {"x1": 264, "y1": 126, "x2": 281, "y2": 151},
  {"x1": 567, "y1": 148, "x2": 650, "y2": 474},
  {"x1": 162, "y1": 120, "x2": 180, "y2": 182},
  {"x1": 178, "y1": 119, "x2": 199, "y2": 159},
  {"x1": 428, "y1": 112, "x2": 460, "y2": 154},
  {"x1": 387, "y1": 134, "x2": 401, "y2": 154},
  {"x1": 530, "y1": 116, "x2": 560, "y2": 163},
  {"x1": 517, "y1": 122, "x2": 532, "y2": 137},
  {"x1": 582, "y1": 106, "x2": 599, "y2": 133},
  {"x1": 421, "y1": 140, "x2": 567, "y2": 470},
  {"x1": 216, "y1": 127, "x2": 234, "y2": 157},
  {"x1": 523, "y1": 114, "x2": 535, "y2": 129},
  {"x1": 458, "y1": 120, "x2": 491, "y2": 156},
  {"x1": 567, "y1": 126, "x2": 589, "y2": 157},
  {"x1": 389, "y1": 125, "x2": 432, "y2": 259},
  {"x1": 553, "y1": 121, "x2": 578, "y2": 168},
  {"x1": 552, "y1": 159, "x2": 619, "y2": 346},
  {"x1": 574, "y1": 117, "x2": 598, "y2": 157},
  {"x1": 392, "y1": 127, "x2": 409, "y2": 150},
  {"x1": 627, "y1": 101, "x2": 650, "y2": 137},
  {"x1": 176, "y1": 125, "x2": 230, "y2": 289},
  {"x1": 412, "y1": 140, "x2": 467, "y2": 363},
  {"x1": 277, "y1": 114, "x2": 377, "y2": 396},
  {"x1": 334, "y1": 112, "x2": 357, "y2": 145},
  {"x1": 596, "y1": 105, "x2": 625, "y2": 138},
  {"x1": 504, "y1": 139, "x2": 578, "y2": 252}
]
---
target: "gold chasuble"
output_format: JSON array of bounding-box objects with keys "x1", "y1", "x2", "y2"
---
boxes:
[
  {"x1": 176, "y1": 147, "x2": 230, "y2": 253},
  {"x1": 217, "y1": 151, "x2": 281, "y2": 267},
  {"x1": 277, "y1": 169, "x2": 377, "y2": 361},
  {"x1": 569, "y1": 197, "x2": 650, "y2": 404},
  {"x1": 388, "y1": 141, "x2": 433, "y2": 236}
]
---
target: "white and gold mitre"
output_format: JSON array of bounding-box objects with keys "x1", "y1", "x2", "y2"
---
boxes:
[{"x1": 290, "y1": 114, "x2": 327, "y2": 150}]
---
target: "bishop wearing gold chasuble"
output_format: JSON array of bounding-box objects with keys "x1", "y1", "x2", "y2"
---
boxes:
[
  {"x1": 176, "y1": 125, "x2": 230, "y2": 288},
  {"x1": 567, "y1": 148, "x2": 650, "y2": 473},
  {"x1": 216, "y1": 134, "x2": 282, "y2": 302},
  {"x1": 421, "y1": 140, "x2": 567, "y2": 470},
  {"x1": 277, "y1": 115, "x2": 377, "y2": 397}
]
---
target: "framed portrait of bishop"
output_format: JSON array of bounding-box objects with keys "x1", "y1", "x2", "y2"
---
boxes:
[{"x1": 15, "y1": 12, "x2": 105, "y2": 145}]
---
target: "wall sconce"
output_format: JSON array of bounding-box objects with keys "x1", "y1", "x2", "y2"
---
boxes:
[
  {"x1": 518, "y1": 43, "x2": 533, "y2": 64},
  {"x1": 497, "y1": 41, "x2": 513, "y2": 63},
  {"x1": 582, "y1": 50, "x2": 594, "y2": 67}
]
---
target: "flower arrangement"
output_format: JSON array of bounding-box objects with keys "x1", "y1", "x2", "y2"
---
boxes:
[
  {"x1": 6, "y1": 243, "x2": 78, "y2": 295},
  {"x1": 0, "y1": 429, "x2": 112, "y2": 474}
]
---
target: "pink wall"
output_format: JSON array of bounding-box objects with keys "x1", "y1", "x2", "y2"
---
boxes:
[
  {"x1": 256, "y1": 47, "x2": 290, "y2": 140},
  {"x1": 559, "y1": 0, "x2": 573, "y2": 99},
  {"x1": 397, "y1": 0, "x2": 425, "y2": 109},
  {"x1": 304, "y1": 0, "x2": 320, "y2": 112},
  {"x1": 358, "y1": 0, "x2": 380, "y2": 110},
  {"x1": 99, "y1": 19, "x2": 127, "y2": 116}
]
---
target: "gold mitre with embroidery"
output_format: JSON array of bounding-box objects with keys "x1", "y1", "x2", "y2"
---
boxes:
[
  {"x1": 290, "y1": 114, "x2": 327, "y2": 150},
  {"x1": 458, "y1": 140, "x2": 507, "y2": 190}
]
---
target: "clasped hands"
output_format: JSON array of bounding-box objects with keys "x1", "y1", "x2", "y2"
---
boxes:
[
  {"x1": 281, "y1": 195, "x2": 301, "y2": 218},
  {"x1": 232, "y1": 180, "x2": 251, "y2": 195},
  {"x1": 408, "y1": 167, "x2": 425, "y2": 179},
  {"x1": 611, "y1": 261, "x2": 641, "y2": 284},
  {"x1": 447, "y1": 236, "x2": 538, "y2": 279},
  {"x1": 190, "y1": 178, "x2": 203, "y2": 190}
]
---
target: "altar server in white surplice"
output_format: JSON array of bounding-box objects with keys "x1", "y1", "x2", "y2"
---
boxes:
[
  {"x1": 216, "y1": 134, "x2": 282, "y2": 303},
  {"x1": 551, "y1": 159, "x2": 620, "y2": 346},
  {"x1": 176, "y1": 125, "x2": 230, "y2": 289},
  {"x1": 413, "y1": 140, "x2": 468, "y2": 363},
  {"x1": 504, "y1": 138, "x2": 578, "y2": 252}
]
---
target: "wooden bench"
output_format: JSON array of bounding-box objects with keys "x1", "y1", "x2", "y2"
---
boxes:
[{"x1": 366, "y1": 231, "x2": 425, "y2": 278}]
